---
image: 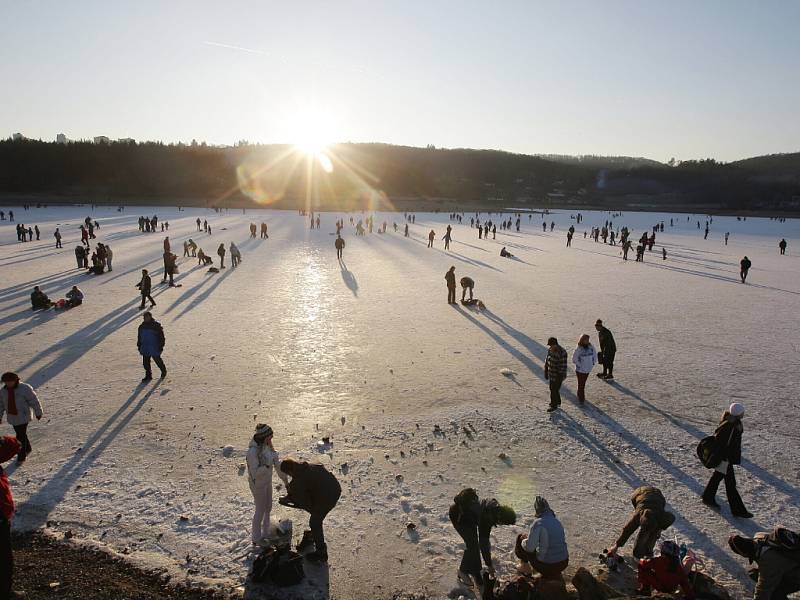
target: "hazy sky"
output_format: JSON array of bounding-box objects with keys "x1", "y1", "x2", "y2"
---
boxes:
[{"x1": 2, "y1": 1, "x2": 799, "y2": 162}]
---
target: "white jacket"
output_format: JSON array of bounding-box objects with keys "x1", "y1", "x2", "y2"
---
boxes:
[
  {"x1": 246, "y1": 440, "x2": 289, "y2": 493},
  {"x1": 0, "y1": 382, "x2": 43, "y2": 426},
  {"x1": 572, "y1": 344, "x2": 597, "y2": 374}
]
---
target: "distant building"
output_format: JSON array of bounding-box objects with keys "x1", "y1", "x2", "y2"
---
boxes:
[
  {"x1": 93, "y1": 135, "x2": 110, "y2": 144},
  {"x1": 56, "y1": 133, "x2": 68, "y2": 144},
  {"x1": 118, "y1": 137, "x2": 135, "y2": 144},
  {"x1": 12, "y1": 132, "x2": 24, "y2": 141}
]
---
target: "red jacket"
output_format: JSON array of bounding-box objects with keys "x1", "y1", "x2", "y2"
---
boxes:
[
  {"x1": 1, "y1": 468, "x2": 13, "y2": 521},
  {"x1": 638, "y1": 555, "x2": 694, "y2": 599}
]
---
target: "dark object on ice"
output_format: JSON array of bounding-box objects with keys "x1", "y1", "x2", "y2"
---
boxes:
[
  {"x1": 296, "y1": 530, "x2": 315, "y2": 553},
  {"x1": 251, "y1": 544, "x2": 304, "y2": 587},
  {"x1": 207, "y1": 267, "x2": 219, "y2": 273}
]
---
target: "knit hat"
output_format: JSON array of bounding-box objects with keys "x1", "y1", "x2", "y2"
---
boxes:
[
  {"x1": 0, "y1": 436, "x2": 21, "y2": 463},
  {"x1": 660, "y1": 540, "x2": 680, "y2": 557},
  {"x1": 534, "y1": 495, "x2": 551, "y2": 517},
  {"x1": 254, "y1": 423, "x2": 273, "y2": 438},
  {"x1": 729, "y1": 403, "x2": 745, "y2": 418},
  {"x1": 729, "y1": 535, "x2": 757, "y2": 561},
  {"x1": 547, "y1": 337, "x2": 558, "y2": 346},
  {"x1": 495, "y1": 505, "x2": 517, "y2": 525}
]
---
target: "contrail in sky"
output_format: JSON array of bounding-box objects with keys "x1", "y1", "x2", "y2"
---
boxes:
[{"x1": 203, "y1": 40, "x2": 274, "y2": 57}]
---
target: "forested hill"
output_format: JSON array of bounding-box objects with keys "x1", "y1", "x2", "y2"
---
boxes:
[{"x1": 1, "y1": 139, "x2": 798, "y2": 212}]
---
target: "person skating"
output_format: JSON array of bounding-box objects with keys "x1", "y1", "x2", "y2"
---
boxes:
[
  {"x1": 445, "y1": 266, "x2": 456, "y2": 304},
  {"x1": 595, "y1": 319, "x2": 616, "y2": 380},
  {"x1": 53, "y1": 228, "x2": 62, "y2": 248},
  {"x1": 137, "y1": 312, "x2": 166, "y2": 381},
  {"x1": 515, "y1": 496, "x2": 569, "y2": 579},
  {"x1": 278, "y1": 458, "x2": 341, "y2": 563},
  {"x1": 260, "y1": 222, "x2": 268, "y2": 239},
  {"x1": 443, "y1": 229, "x2": 452, "y2": 250},
  {"x1": 249, "y1": 223, "x2": 257, "y2": 238},
  {"x1": 701, "y1": 402, "x2": 752, "y2": 518},
  {"x1": 0, "y1": 372, "x2": 43, "y2": 464},
  {"x1": 30, "y1": 286, "x2": 53, "y2": 310},
  {"x1": 196, "y1": 217, "x2": 202, "y2": 232},
  {"x1": 246, "y1": 424, "x2": 289, "y2": 545},
  {"x1": 404, "y1": 223, "x2": 409, "y2": 237},
  {"x1": 428, "y1": 230, "x2": 435, "y2": 248},
  {"x1": 779, "y1": 239, "x2": 787, "y2": 255},
  {"x1": 572, "y1": 334, "x2": 597, "y2": 403},
  {"x1": 217, "y1": 243, "x2": 226, "y2": 268},
  {"x1": 607, "y1": 486, "x2": 675, "y2": 559},
  {"x1": 729, "y1": 532, "x2": 800, "y2": 600},
  {"x1": 335, "y1": 234, "x2": 345, "y2": 260},
  {"x1": 740, "y1": 256, "x2": 752, "y2": 283},
  {"x1": 544, "y1": 337, "x2": 567, "y2": 412},
  {"x1": 137, "y1": 269, "x2": 156, "y2": 310},
  {"x1": 448, "y1": 488, "x2": 516, "y2": 588},
  {"x1": 65, "y1": 286, "x2": 84, "y2": 308},
  {"x1": 460, "y1": 276, "x2": 474, "y2": 302},
  {"x1": 636, "y1": 540, "x2": 695, "y2": 599},
  {"x1": 105, "y1": 244, "x2": 113, "y2": 271},
  {"x1": 1, "y1": 435, "x2": 26, "y2": 599}
]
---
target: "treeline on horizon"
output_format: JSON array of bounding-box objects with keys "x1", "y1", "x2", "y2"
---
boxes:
[{"x1": 1, "y1": 139, "x2": 798, "y2": 211}]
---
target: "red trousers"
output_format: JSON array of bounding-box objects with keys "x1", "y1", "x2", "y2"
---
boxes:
[{"x1": 576, "y1": 372, "x2": 589, "y2": 401}]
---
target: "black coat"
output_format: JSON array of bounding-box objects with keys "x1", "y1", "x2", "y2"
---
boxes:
[
  {"x1": 139, "y1": 274, "x2": 152, "y2": 294},
  {"x1": 449, "y1": 498, "x2": 501, "y2": 567},
  {"x1": 713, "y1": 417, "x2": 743, "y2": 465},
  {"x1": 598, "y1": 327, "x2": 617, "y2": 354},
  {"x1": 286, "y1": 462, "x2": 341, "y2": 514}
]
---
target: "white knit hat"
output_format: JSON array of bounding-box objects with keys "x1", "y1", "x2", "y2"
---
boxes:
[{"x1": 729, "y1": 403, "x2": 745, "y2": 417}]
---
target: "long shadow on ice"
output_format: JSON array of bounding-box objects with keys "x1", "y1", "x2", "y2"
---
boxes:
[
  {"x1": 174, "y1": 268, "x2": 233, "y2": 320},
  {"x1": 15, "y1": 382, "x2": 162, "y2": 530},
  {"x1": 339, "y1": 261, "x2": 358, "y2": 297},
  {"x1": 609, "y1": 381, "x2": 800, "y2": 502}
]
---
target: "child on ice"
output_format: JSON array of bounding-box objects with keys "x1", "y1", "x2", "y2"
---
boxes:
[{"x1": 246, "y1": 424, "x2": 289, "y2": 545}]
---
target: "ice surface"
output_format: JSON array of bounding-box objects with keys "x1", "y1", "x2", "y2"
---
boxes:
[{"x1": 1, "y1": 205, "x2": 798, "y2": 598}]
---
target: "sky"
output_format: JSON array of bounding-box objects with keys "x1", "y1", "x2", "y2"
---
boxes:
[{"x1": 1, "y1": 0, "x2": 799, "y2": 162}]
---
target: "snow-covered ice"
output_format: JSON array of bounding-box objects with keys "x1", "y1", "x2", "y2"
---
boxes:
[{"x1": 1, "y1": 205, "x2": 799, "y2": 599}]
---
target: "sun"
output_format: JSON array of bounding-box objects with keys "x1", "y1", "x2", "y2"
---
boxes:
[{"x1": 288, "y1": 106, "x2": 338, "y2": 163}]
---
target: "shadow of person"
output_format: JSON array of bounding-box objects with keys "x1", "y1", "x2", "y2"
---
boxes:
[{"x1": 339, "y1": 263, "x2": 358, "y2": 297}]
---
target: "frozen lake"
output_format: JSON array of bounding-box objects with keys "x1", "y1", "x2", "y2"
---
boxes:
[{"x1": 1, "y1": 205, "x2": 799, "y2": 599}]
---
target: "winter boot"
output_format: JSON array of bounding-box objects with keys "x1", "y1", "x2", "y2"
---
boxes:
[{"x1": 296, "y1": 529, "x2": 315, "y2": 553}]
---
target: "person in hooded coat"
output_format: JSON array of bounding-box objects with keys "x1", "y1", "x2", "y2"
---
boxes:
[
  {"x1": 0, "y1": 373, "x2": 43, "y2": 463},
  {"x1": 278, "y1": 458, "x2": 341, "y2": 563},
  {"x1": 246, "y1": 424, "x2": 289, "y2": 544},
  {"x1": 1, "y1": 436, "x2": 24, "y2": 599},
  {"x1": 702, "y1": 402, "x2": 752, "y2": 518},
  {"x1": 515, "y1": 496, "x2": 569, "y2": 578}
]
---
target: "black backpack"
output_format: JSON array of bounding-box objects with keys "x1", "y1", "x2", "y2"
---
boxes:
[
  {"x1": 696, "y1": 435, "x2": 722, "y2": 468},
  {"x1": 251, "y1": 545, "x2": 305, "y2": 587},
  {"x1": 757, "y1": 527, "x2": 800, "y2": 559}
]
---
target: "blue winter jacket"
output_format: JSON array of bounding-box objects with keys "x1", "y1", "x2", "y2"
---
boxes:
[{"x1": 137, "y1": 320, "x2": 165, "y2": 357}]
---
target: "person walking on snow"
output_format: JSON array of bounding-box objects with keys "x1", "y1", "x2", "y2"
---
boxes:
[
  {"x1": 217, "y1": 243, "x2": 226, "y2": 268},
  {"x1": 335, "y1": 235, "x2": 345, "y2": 260},
  {"x1": 278, "y1": 458, "x2": 341, "y2": 563},
  {"x1": 137, "y1": 269, "x2": 156, "y2": 310},
  {"x1": 544, "y1": 337, "x2": 568, "y2": 413},
  {"x1": 701, "y1": 403, "x2": 752, "y2": 518},
  {"x1": 137, "y1": 312, "x2": 167, "y2": 381},
  {"x1": 595, "y1": 319, "x2": 617, "y2": 380},
  {"x1": 572, "y1": 334, "x2": 597, "y2": 403},
  {"x1": 740, "y1": 256, "x2": 752, "y2": 283},
  {"x1": 779, "y1": 238, "x2": 787, "y2": 255},
  {"x1": 246, "y1": 424, "x2": 289, "y2": 545},
  {"x1": 230, "y1": 242, "x2": 242, "y2": 267},
  {"x1": 0, "y1": 373, "x2": 43, "y2": 464},
  {"x1": 54, "y1": 228, "x2": 62, "y2": 248},
  {"x1": 428, "y1": 230, "x2": 435, "y2": 248}
]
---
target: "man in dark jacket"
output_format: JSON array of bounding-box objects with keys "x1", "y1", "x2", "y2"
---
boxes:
[
  {"x1": 741, "y1": 256, "x2": 752, "y2": 283},
  {"x1": 278, "y1": 459, "x2": 341, "y2": 563},
  {"x1": 449, "y1": 488, "x2": 516, "y2": 586},
  {"x1": 729, "y1": 533, "x2": 800, "y2": 600},
  {"x1": 138, "y1": 269, "x2": 156, "y2": 310},
  {"x1": 445, "y1": 266, "x2": 456, "y2": 304},
  {"x1": 335, "y1": 235, "x2": 345, "y2": 260},
  {"x1": 544, "y1": 337, "x2": 568, "y2": 412},
  {"x1": 608, "y1": 486, "x2": 676, "y2": 559},
  {"x1": 1, "y1": 436, "x2": 24, "y2": 599},
  {"x1": 595, "y1": 319, "x2": 617, "y2": 379},
  {"x1": 137, "y1": 312, "x2": 166, "y2": 381},
  {"x1": 31, "y1": 286, "x2": 52, "y2": 310}
]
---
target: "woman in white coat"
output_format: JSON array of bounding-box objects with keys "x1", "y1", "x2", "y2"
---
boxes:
[
  {"x1": 246, "y1": 423, "x2": 289, "y2": 544},
  {"x1": 572, "y1": 334, "x2": 597, "y2": 403}
]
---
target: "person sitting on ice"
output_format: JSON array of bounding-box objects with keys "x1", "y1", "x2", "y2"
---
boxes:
[
  {"x1": 500, "y1": 247, "x2": 514, "y2": 258},
  {"x1": 30, "y1": 286, "x2": 53, "y2": 310},
  {"x1": 65, "y1": 286, "x2": 84, "y2": 308},
  {"x1": 197, "y1": 248, "x2": 213, "y2": 266},
  {"x1": 246, "y1": 424, "x2": 289, "y2": 545},
  {"x1": 515, "y1": 496, "x2": 569, "y2": 579},
  {"x1": 607, "y1": 486, "x2": 675, "y2": 559},
  {"x1": 636, "y1": 540, "x2": 695, "y2": 599},
  {"x1": 449, "y1": 488, "x2": 516, "y2": 588}
]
